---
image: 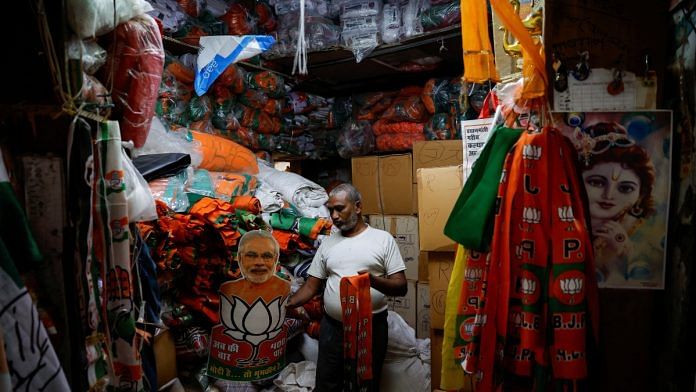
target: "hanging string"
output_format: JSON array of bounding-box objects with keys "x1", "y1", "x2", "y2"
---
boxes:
[{"x1": 292, "y1": 0, "x2": 308, "y2": 75}]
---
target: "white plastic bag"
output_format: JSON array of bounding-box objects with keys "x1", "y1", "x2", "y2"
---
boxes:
[
  {"x1": 66, "y1": 0, "x2": 153, "y2": 38},
  {"x1": 121, "y1": 145, "x2": 158, "y2": 222},
  {"x1": 381, "y1": 311, "x2": 431, "y2": 392},
  {"x1": 382, "y1": 4, "x2": 402, "y2": 44}
]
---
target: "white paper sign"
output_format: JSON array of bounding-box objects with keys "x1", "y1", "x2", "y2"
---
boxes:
[{"x1": 461, "y1": 118, "x2": 495, "y2": 182}]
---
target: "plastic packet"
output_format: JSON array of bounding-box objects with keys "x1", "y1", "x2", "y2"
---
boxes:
[
  {"x1": 121, "y1": 145, "x2": 159, "y2": 222},
  {"x1": 221, "y1": 3, "x2": 257, "y2": 35},
  {"x1": 342, "y1": 31, "x2": 380, "y2": 63},
  {"x1": 211, "y1": 100, "x2": 240, "y2": 132},
  {"x1": 336, "y1": 119, "x2": 375, "y2": 158},
  {"x1": 135, "y1": 117, "x2": 203, "y2": 169},
  {"x1": 342, "y1": 15, "x2": 380, "y2": 36},
  {"x1": 340, "y1": 0, "x2": 382, "y2": 18},
  {"x1": 68, "y1": 38, "x2": 107, "y2": 74},
  {"x1": 241, "y1": 106, "x2": 282, "y2": 134},
  {"x1": 255, "y1": 1, "x2": 278, "y2": 32},
  {"x1": 244, "y1": 71, "x2": 286, "y2": 98},
  {"x1": 419, "y1": 1, "x2": 460, "y2": 31},
  {"x1": 79, "y1": 73, "x2": 111, "y2": 107},
  {"x1": 373, "y1": 120, "x2": 424, "y2": 134},
  {"x1": 400, "y1": 0, "x2": 425, "y2": 38},
  {"x1": 381, "y1": 95, "x2": 428, "y2": 122},
  {"x1": 148, "y1": 170, "x2": 190, "y2": 212},
  {"x1": 424, "y1": 113, "x2": 455, "y2": 140},
  {"x1": 382, "y1": 4, "x2": 402, "y2": 44},
  {"x1": 203, "y1": 0, "x2": 229, "y2": 17},
  {"x1": 421, "y1": 78, "x2": 451, "y2": 114},
  {"x1": 147, "y1": 0, "x2": 190, "y2": 34},
  {"x1": 66, "y1": 0, "x2": 153, "y2": 38}
]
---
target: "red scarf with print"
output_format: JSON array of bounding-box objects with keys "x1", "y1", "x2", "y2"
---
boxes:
[
  {"x1": 453, "y1": 128, "x2": 599, "y2": 391},
  {"x1": 340, "y1": 274, "x2": 373, "y2": 391}
]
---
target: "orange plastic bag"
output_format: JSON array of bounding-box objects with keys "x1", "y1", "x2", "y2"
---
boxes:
[
  {"x1": 375, "y1": 133, "x2": 425, "y2": 151},
  {"x1": 373, "y1": 120, "x2": 424, "y2": 135},
  {"x1": 381, "y1": 96, "x2": 428, "y2": 123},
  {"x1": 191, "y1": 130, "x2": 259, "y2": 174}
]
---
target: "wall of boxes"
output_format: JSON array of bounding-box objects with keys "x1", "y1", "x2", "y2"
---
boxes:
[{"x1": 352, "y1": 140, "x2": 472, "y2": 391}]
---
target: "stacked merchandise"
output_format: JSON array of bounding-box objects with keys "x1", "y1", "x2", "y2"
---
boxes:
[
  {"x1": 147, "y1": 0, "x2": 278, "y2": 45},
  {"x1": 266, "y1": 0, "x2": 341, "y2": 57},
  {"x1": 337, "y1": 78, "x2": 463, "y2": 157},
  {"x1": 155, "y1": 54, "x2": 347, "y2": 159}
]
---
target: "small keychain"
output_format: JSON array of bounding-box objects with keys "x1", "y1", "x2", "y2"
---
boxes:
[
  {"x1": 552, "y1": 52, "x2": 568, "y2": 92},
  {"x1": 607, "y1": 67, "x2": 625, "y2": 95},
  {"x1": 571, "y1": 51, "x2": 591, "y2": 81}
]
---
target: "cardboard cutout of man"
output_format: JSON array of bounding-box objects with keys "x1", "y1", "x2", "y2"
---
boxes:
[{"x1": 207, "y1": 230, "x2": 290, "y2": 382}]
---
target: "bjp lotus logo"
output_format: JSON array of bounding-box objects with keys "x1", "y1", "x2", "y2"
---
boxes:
[{"x1": 220, "y1": 295, "x2": 285, "y2": 347}]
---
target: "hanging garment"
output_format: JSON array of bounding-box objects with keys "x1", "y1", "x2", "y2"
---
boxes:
[
  {"x1": 439, "y1": 246, "x2": 468, "y2": 391},
  {"x1": 444, "y1": 126, "x2": 523, "y2": 251},
  {"x1": 86, "y1": 121, "x2": 143, "y2": 390},
  {"x1": 340, "y1": 274, "x2": 373, "y2": 391},
  {"x1": 453, "y1": 128, "x2": 599, "y2": 391},
  {"x1": 460, "y1": 0, "x2": 499, "y2": 82}
]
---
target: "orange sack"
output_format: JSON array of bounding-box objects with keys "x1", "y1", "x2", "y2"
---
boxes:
[{"x1": 191, "y1": 130, "x2": 259, "y2": 174}]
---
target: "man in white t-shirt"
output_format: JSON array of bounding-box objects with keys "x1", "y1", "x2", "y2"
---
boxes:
[{"x1": 286, "y1": 183, "x2": 407, "y2": 391}]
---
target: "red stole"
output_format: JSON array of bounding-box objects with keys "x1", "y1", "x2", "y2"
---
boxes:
[
  {"x1": 340, "y1": 274, "x2": 373, "y2": 391},
  {"x1": 454, "y1": 128, "x2": 599, "y2": 391}
]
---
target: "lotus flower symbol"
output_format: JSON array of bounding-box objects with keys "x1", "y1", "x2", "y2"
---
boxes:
[{"x1": 220, "y1": 295, "x2": 286, "y2": 347}]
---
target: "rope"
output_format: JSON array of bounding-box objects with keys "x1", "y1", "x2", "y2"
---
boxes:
[{"x1": 292, "y1": 0, "x2": 308, "y2": 75}]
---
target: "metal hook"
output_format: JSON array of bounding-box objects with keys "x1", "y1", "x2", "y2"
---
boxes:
[{"x1": 438, "y1": 38, "x2": 447, "y2": 53}]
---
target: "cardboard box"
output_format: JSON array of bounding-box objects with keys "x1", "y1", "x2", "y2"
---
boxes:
[
  {"x1": 154, "y1": 330, "x2": 178, "y2": 388},
  {"x1": 431, "y1": 329, "x2": 444, "y2": 391},
  {"x1": 418, "y1": 251, "x2": 429, "y2": 282},
  {"x1": 412, "y1": 140, "x2": 463, "y2": 180},
  {"x1": 416, "y1": 282, "x2": 431, "y2": 339},
  {"x1": 352, "y1": 154, "x2": 414, "y2": 215},
  {"x1": 417, "y1": 165, "x2": 463, "y2": 252},
  {"x1": 387, "y1": 279, "x2": 418, "y2": 329},
  {"x1": 428, "y1": 252, "x2": 456, "y2": 329},
  {"x1": 368, "y1": 215, "x2": 420, "y2": 281}
]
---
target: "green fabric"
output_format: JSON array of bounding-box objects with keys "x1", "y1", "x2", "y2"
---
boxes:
[
  {"x1": 269, "y1": 209, "x2": 300, "y2": 231},
  {"x1": 443, "y1": 126, "x2": 523, "y2": 251},
  {"x1": 0, "y1": 182, "x2": 43, "y2": 287}
]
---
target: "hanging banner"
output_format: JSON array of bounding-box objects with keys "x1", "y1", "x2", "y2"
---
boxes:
[
  {"x1": 207, "y1": 230, "x2": 290, "y2": 381},
  {"x1": 552, "y1": 111, "x2": 673, "y2": 289}
]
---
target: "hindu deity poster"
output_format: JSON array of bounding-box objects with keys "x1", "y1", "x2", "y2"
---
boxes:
[{"x1": 552, "y1": 111, "x2": 672, "y2": 289}]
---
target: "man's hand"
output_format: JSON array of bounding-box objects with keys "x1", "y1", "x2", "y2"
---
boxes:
[{"x1": 356, "y1": 270, "x2": 407, "y2": 297}]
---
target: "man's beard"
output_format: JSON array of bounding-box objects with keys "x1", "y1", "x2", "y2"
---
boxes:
[{"x1": 336, "y1": 213, "x2": 359, "y2": 232}]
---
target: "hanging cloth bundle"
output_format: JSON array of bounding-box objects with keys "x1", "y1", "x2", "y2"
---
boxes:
[
  {"x1": 85, "y1": 121, "x2": 144, "y2": 390},
  {"x1": 340, "y1": 273, "x2": 373, "y2": 391},
  {"x1": 453, "y1": 128, "x2": 599, "y2": 391},
  {"x1": 460, "y1": 0, "x2": 499, "y2": 82}
]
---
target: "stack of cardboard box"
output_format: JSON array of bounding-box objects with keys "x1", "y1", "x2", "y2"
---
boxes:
[{"x1": 352, "y1": 140, "x2": 469, "y2": 391}]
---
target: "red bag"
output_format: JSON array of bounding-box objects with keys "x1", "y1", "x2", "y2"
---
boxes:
[{"x1": 109, "y1": 15, "x2": 165, "y2": 147}]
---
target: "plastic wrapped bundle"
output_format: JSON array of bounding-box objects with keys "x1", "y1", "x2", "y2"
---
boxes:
[
  {"x1": 68, "y1": 38, "x2": 107, "y2": 74},
  {"x1": 424, "y1": 113, "x2": 456, "y2": 140},
  {"x1": 336, "y1": 119, "x2": 375, "y2": 158},
  {"x1": 256, "y1": 1, "x2": 278, "y2": 32},
  {"x1": 221, "y1": 3, "x2": 257, "y2": 35},
  {"x1": 67, "y1": 0, "x2": 153, "y2": 38},
  {"x1": 401, "y1": 0, "x2": 425, "y2": 38},
  {"x1": 241, "y1": 106, "x2": 282, "y2": 134},
  {"x1": 381, "y1": 95, "x2": 428, "y2": 122},
  {"x1": 419, "y1": 1, "x2": 460, "y2": 31},
  {"x1": 244, "y1": 71, "x2": 286, "y2": 98},
  {"x1": 382, "y1": 4, "x2": 401, "y2": 44},
  {"x1": 373, "y1": 120, "x2": 424, "y2": 135},
  {"x1": 157, "y1": 71, "x2": 192, "y2": 126},
  {"x1": 108, "y1": 15, "x2": 165, "y2": 147}
]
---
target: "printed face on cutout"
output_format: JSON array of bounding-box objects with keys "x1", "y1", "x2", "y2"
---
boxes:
[
  {"x1": 327, "y1": 191, "x2": 360, "y2": 232},
  {"x1": 239, "y1": 236, "x2": 277, "y2": 284},
  {"x1": 582, "y1": 162, "x2": 641, "y2": 221}
]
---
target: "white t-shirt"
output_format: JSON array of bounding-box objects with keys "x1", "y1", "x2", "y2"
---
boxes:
[{"x1": 307, "y1": 225, "x2": 406, "y2": 321}]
